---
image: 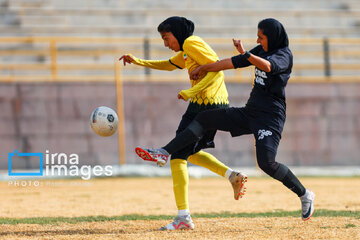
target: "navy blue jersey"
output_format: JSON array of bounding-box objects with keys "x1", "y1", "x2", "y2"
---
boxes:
[{"x1": 231, "y1": 45, "x2": 293, "y2": 116}]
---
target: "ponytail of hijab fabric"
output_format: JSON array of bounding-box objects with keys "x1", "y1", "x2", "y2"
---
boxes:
[
  {"x1": 258, "y1": 18, "x2": 289, "y2": 52},
  {"x1": 158, "y1": 16, "x2": 195, "y2": 51}
]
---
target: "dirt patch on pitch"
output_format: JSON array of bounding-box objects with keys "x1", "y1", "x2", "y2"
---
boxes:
[
  {"x1": 0, "y1": 217, "x2": 359, "y2": 240},
  {"x1": 1, "y1": 177, "x2": 360, "y2": 239},
  {"x1": 1, "y1": 177, "x2": 360, "y2": 218}
]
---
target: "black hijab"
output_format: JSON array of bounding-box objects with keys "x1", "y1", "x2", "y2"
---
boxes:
[
  {"x1": 157, "y1": 16, "x2": 195, "y2": 51},
  {"x1": 258, "y1": 18, "x2": 289, "y2": 52}
]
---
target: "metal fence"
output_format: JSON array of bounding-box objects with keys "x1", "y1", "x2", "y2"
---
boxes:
[{"x1": 0, "y1": 37, "x2": 359, "y2": 83}]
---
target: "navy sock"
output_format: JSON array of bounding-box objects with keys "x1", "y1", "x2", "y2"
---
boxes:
[{"x1": 281, "y1": 168, "x2": 306, "y2": 197}]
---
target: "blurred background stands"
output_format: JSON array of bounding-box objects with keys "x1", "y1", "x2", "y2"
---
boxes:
[{"x1": 0, "y1": 0, "x2": 359, "y2": 172}]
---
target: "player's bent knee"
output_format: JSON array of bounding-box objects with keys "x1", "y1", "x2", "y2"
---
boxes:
[
  {"x1": 256, "y1": 145, "x2": 279, "y2": 177},
  {"x1": 273, "y1": 163, "x2": 289, "y2": 181}
]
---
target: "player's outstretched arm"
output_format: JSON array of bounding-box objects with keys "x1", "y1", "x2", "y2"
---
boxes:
[
  {"x1": 119, "y1": 53, "x2": 180, "y2": 71},
  {"x1": 190, "y1": 58, "x2": 234, "y2": 80}
]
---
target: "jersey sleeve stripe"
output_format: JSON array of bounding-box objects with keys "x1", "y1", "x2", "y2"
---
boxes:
[{"x1": 169, "y1": 59, "x2": 183, "y2": 69}]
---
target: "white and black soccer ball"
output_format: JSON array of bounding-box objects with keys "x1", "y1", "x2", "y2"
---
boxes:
[{"x1": 90, "y1": 106, "x2": 119, "y2": 137}]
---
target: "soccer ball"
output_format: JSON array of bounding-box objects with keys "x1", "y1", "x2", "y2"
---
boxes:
[{"x1": 90, "y1": 106, "x2": 119, "y2": 137}]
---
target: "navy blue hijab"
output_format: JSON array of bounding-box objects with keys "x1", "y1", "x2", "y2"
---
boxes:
[
  {"x1": 158, "y1": 16, "x2": 195, "y2": 51},
  {"x1": 258, "y1": 18, "x2": 289, "y2": 52}
]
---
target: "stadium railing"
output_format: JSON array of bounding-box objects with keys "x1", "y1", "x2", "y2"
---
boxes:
[{"x1": 0, "y1": 37, "x2": 359, "y2": 83}]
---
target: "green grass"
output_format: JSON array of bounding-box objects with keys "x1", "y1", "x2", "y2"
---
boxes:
[
  {"x1": 0, "y1": 209, "x2": 359, "y2": 225},
  {"x1": 344, "y1": 223, "x2": 356, "y2": 228}
]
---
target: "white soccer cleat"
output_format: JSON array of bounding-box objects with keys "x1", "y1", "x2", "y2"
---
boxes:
[
  {"x1": 300, "y1": 189, "x2": 315, "y2": 221},
  {"x1": 159, "y1": 215, "x2": 195, "y2": 231},
  {"x1": 229, "y1": 171, "x2": 248, "y2": 200},
  {"x1": 135, "y1": 147, "x2": 169, "y2": 167}
]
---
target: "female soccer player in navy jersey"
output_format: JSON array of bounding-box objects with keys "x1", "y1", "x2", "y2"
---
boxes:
[{"x1": 136, "y1": 18, "x2": 315, "y2": 222}]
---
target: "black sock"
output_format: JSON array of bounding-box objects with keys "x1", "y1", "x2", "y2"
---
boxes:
[
  {"x1": 282, "y1": 169, "x2": 306, "y2": 197},
  {"x1": 273, "y1": 163, "x2": 306, "y2": 197},
  {"x1": 163, "y1": 121, "x2": 203, "y2": 154}
]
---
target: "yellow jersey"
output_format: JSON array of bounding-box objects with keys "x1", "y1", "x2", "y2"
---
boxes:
[{"x1": 129, "y1": 35, "x2": 229, "y2": 106}]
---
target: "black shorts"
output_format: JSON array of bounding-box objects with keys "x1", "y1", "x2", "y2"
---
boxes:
[
  {"x1": 171, "y1": 102, "x2": 229, "y2": 160},
  {"x1": 225, "y1": 107, "x2": 285, "y2": 153}
]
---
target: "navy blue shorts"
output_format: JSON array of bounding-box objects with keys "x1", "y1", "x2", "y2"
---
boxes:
[
  {"x1": 171, "y1": 102, "x2": 229, "y2": 160},
  {"x1": 194, "y1": 107, "x2": 285, "y2": 154},
  {"x1": 225, "y1": 107, "x2": 285, "y2": 153}
]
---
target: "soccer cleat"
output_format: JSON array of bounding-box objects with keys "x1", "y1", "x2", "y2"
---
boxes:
[
  {"x1": 229, "y1": 171, "x2": 248, "y2": 200},
  {"x1": 300, "y1": 189, "x2": 315, "y2": 221},
  {"x1": 135, "y1": 147, "x2": 169, "y2": 167},
  {"x1": 159, "y1": 215, "x2": 195, "y2": 231}
]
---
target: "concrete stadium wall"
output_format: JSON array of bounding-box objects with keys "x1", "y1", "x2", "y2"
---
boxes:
[{"x1": 0, "y1": 81, "x2": 359, "y2": 170}]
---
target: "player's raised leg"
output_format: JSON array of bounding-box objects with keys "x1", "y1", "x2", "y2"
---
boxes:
[
  {"x1": 135, "y1": 147, "x2": 169, "y2": 167},
  {"x1": 228, "y1": 170, "x2": 248, "y2": 200},
  {"x1": 188, "y1": 151, "x2": 247, "y2": 200}
]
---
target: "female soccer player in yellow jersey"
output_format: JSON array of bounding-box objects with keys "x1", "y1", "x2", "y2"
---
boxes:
[{"x1": 119, "y1": 16, "x2": 247, "y2": 230}]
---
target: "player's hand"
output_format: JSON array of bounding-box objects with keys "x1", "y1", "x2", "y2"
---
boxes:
[
  {"x1": 233, "y1": 38, "x2": 245, "y2": 55},
  {"x1": 177, "y1": 94, "x2": 186, "y2": 101},
  {"x1": 190, "y1": 66, "x2": 207, "y2": 80},
  {"x1": 119, "y1": 54, "x2": 134, "y2": 66}
]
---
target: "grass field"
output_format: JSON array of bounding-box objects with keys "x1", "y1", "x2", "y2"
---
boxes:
[{"x1": 1, "y1": 177, "x2": 359, "y2": 239}]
